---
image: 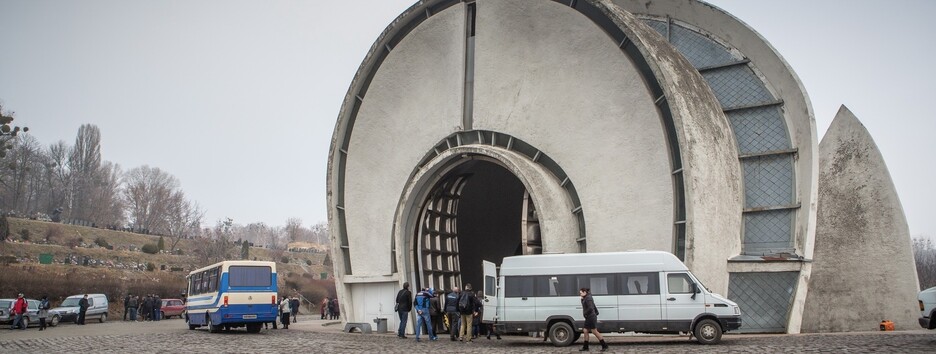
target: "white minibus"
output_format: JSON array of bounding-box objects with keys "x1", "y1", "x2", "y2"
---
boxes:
[{"x1": 481, "y1": 251, "x2": 741, "y2": 345}]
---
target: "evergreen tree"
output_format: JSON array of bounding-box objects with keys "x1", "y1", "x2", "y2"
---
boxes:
[
  {"x1": 157, "y1": 236, "x2": 165, "y2": 251},
  {"x1": 241, "y1": 241, "x2": 249, "y2": 260}
]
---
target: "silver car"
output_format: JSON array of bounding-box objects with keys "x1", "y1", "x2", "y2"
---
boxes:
[{"x1": 1, "y1": 299, "x2": 61, "y2": 328}]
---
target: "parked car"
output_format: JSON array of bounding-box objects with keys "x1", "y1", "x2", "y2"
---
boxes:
[
  {"x1": 161, "y1": 299, "x2": 185, "y2": 319},
  {"x1": 920, "y1": 286, "x2": 936, "y2": 330},
  {"x1": 51, "y1": 294, "x2": 109, "y2": 324},
  {"x1": 1, "y1": 298, "x2": 61, "y2": 328}
]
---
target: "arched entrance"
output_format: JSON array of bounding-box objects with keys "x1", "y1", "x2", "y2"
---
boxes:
[
  {"x1": 412, "y1": 158, "x2": 542, "y2": 291},
  {"x1": 394, "y1": 131, "x2": 585, "y2": 293}
]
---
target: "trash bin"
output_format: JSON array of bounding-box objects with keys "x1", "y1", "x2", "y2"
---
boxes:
[{"x1": 373, "y1": 317, "x2": 388, "y2": 333}]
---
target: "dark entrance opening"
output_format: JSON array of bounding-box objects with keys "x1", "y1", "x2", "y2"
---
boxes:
[{"x1": 414, "y1": 158, "x2": 538, "y2": 292}]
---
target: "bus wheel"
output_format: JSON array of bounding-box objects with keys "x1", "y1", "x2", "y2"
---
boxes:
[
  {"x1": 246, "y1": 323, "x2": 262, "y2": 333},
  {"x1": 548, "y1": 322, "x2": 575, "y2": 347},
  {"x1": 207, "y1": 313, "x2": 221, "y2": 333},
  {"x1": 694, "y1": 319, "x2": 722, "y2": 345}
]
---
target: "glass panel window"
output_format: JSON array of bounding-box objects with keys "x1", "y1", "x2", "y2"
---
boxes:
[
  {"x1": 504, "y1": 276, "x2": 534, "y2": 297},
  {"x1": 229, "y1": 266, "x2": 272, "y2": 287},
  {"x1": 485, "y1": 276, "x2": 495, "y2": 296},
  {"x1": 620, "y1": 272, "x2": 660, "y2": 295},
  {"x1": 667, "y1": 273, "x2": 694, "y2": 294}
]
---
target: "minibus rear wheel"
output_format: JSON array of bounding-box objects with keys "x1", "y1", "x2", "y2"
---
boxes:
[
  {"x1": 548, "y1": 321, "x2": 575, "y2": 347},
  {"x1": 693, "y1": 318, "x2": 722, "y2": 345}
]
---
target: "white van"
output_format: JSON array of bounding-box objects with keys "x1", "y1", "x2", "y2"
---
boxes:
[
  {"x1": 481, "y1": 251, "x2": 741, "y2": 345},
  {"x1": 51, "y1": 294, "x2": 109, "y2": 324},
  {"x1": 919, "y1": 286, "x2": 936, "y2": 330}
]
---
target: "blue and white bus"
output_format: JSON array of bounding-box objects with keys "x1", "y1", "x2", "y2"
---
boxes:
[{"x1": 185, "y1": 260, "x2": 278, "y2": 333}]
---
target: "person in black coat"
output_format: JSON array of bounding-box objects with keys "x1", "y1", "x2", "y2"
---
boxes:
[
  {"x1": 579, "y1": 288, "x2": 608, "y2": 351},
  {"x1": 395, "y1": 282, "x2": 412, "y2": 338},
  {"x1": 77, "y1": 294, "x2": 90, "y2": 325}
]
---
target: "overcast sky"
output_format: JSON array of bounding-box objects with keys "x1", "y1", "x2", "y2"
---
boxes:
[{"x1": 1, "y1": 0, "x2": 933, "y2": 240}]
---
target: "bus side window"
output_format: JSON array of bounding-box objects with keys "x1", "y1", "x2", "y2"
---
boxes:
[{"x1": 667, "y1": 273, "x2": 694, "y2": 294}]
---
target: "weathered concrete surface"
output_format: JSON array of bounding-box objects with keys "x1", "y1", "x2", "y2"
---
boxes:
[
  {"x1": 593, "y1": 0, "x2": 742, "y2": 296},
  {"x1": 472, "y1": 0, "x2": 675, "y2": 253},
  {"x1": 801, "y1": 106, "x2": 919, "y2": 332}
]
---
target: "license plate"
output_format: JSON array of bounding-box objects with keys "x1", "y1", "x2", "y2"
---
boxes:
[{"x1": 242, "y1": 315, "x2": 257, "y2": 319}]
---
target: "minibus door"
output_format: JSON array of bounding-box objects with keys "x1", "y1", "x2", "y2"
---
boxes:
[
  {"x1": 482, "y1": 260, "x2": 498, "y2": 323},
  {"x1": 664, "y1": 272, "x2": 705, "y2": 331}
]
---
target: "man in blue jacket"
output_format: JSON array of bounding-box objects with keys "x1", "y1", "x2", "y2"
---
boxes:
[{"x1": 413, "y1": 288, "x2": 437, "y2": 342}]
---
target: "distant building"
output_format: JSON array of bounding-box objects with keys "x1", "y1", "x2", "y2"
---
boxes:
[{"x1": 327, "y1": 0, "x2": 918, "y2": 334}]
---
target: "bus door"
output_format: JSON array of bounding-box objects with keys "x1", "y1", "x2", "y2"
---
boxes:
[
  {"x1": 664, "y1": 272, "x2": 705, "y2": 331},
  {"x1": 482, "y1": 260, "x2": 498, "y2": 323}
]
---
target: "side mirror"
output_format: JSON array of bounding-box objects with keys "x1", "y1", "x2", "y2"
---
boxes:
[{"x1": 690, "y1": 283, "x2": 698, "y2": 300}]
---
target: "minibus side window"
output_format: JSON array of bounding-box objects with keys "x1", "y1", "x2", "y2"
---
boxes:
[
  {"x1": 667, "y1": 273, "x2": 694, "y2": 294},
  {"x1": 578, "y1": 274, "x2": 614, "y2": 295},
  {"x1": 619, "y1": 272, "x2": 660, "y2": 295},
  {"x1": 504, "y1": 276, "x2": 534, "y2": 297}
]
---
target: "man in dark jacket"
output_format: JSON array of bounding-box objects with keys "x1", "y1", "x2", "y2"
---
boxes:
[
  {"x1": 458, "y1": 284, "x2": 477, "y2": 342},
  {"x1": 153, "y1": 294, "x2": 162, "y2": 321},
  {"x1": 579, "y1": 288, "x2": 608, "y2": 351},
  {"x1": 444, "y1": 287, "x2": 460, "y2": 341},
  {"x1": 123, "y1": 294, "x2": 131, "y2": 321},
  {"x1": 429, "y1": 289, "x2": 443, "y2": 338},
  {"x1": 289, "y1": 296, "x2": 300, "y2": 323},
  {"x1": 77, "y1": 294, "x2": 90, "y2": 325},
  {"x1": 395, "y1": 282, "x2": 412, "y2": 338}
]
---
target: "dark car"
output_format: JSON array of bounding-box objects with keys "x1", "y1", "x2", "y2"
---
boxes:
[
  {"x1": 161, "y1": 299, "x2": 185, "y2": 319},
  {"x1": 1, "y1": 299, "x2": 61, "y2": 328}
]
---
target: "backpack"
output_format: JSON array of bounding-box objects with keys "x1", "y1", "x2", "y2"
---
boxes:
[{"x1": 457, "y1": 292, "x2": 472, "y2": 314}]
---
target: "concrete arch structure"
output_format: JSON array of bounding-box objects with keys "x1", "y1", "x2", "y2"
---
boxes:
[{"x1": 319, "y1": 0, "x2": 928, "y2": 336}]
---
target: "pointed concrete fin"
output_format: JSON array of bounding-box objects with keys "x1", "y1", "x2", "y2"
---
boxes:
[{"x1": 801, "y1": 105, "x2": 919, "y2": 332}]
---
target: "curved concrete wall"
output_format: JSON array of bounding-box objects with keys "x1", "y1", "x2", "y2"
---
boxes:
[
  {"x1": 342, "y1": 6, "x2": 465, "y2": 277},
  {"x1": 472, "y1": 0, "x2": 674, "y2": 253}
]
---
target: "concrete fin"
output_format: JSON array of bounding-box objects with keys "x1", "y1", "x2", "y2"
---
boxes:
[{"x1": 801, "y1": 105, "x2": 919, "y2": 332}]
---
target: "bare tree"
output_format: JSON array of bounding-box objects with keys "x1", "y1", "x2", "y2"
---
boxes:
[
  {"x1": 193, "y1": 218, "x2": 235, "y2": 264},
  {"x1": 69, "y1": 124, "x2": 102, "y2": 221},
  {"x1": 165, "y1": 190, "x2": 204, "y2": 252},
  {"x1": 123, "y1": 165, "x2": 178, "y2": 233},
  {"x1": 44, "y1": 141, "x2": 72, "y2": 218},
  {"x1": 285, "y1": 217, "x2": 303, "y2": 243},
  {"x1": 86, "y1": 161, "x2": 125, "y2": 227},
  {"x1": 914, "y1": 236, "x2": 936, "y2": 290},
  {"x1": 0, "y1": 134, "x2": 43, "y2": 213}
]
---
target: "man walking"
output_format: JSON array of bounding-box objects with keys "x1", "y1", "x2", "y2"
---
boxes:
[
  {"x1": 444, "y1": 287, "x2": 461, "y2": 341},
  {"x1": 10, "y1": 293, "x2": 28, "y2": 330},
  {"x1": 395, "y1": 282, "x2": 412, "y2": 338},
  {"x1": 290, "y1": 296, "x2": 300, "y2": 323}
]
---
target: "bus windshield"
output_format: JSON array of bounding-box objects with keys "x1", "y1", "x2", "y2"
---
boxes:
[{"x1": 229, "y1": 266, "x2": 272, "y2": 287}]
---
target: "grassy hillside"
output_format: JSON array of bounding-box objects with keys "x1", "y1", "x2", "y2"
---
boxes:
[{"x1": 1, "y1": 217, "x2": 336, "y2": 314}]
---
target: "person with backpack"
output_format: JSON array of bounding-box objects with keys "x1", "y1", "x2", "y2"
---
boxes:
[
  {"x1": 10, "y1": 293, "x2": 28, "y2": 330},
  {"x1": 458, "y1": 283, "x2": 477, "y2": 342},
  {"x1": 395, "y1": 282, "x2": 412, "y2": 338},
  {"x1": 413, "y1": 288, "x2": 437, "y2": 342},
  {"x1": 444, "y1": 287, "x2": 461, "y2": 341}
]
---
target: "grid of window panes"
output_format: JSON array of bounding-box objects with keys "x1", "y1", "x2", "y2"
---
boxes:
[
  {"x1": 419, "y1": 176, "x2": 468, "y2": 291},
  {"x1": 188, "y1": 267, "x2": 221, "y2": 295},
  {"x1": 644, "y1": 18, "x2": 797, "y2": 255}
]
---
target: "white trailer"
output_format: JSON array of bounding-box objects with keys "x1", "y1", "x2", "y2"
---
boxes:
[{"x1": 481, "y1": 251, "x2": 741, "y2": 345}]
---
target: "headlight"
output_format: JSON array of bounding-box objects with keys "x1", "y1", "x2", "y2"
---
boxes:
[{"x1": 733, "y1": 306, "x2": 740, "y2": 315}]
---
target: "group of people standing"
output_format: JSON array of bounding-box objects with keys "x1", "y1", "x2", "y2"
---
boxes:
[
  {"x1": 7, "y1": 293, "x2": 52, "y2": 331},
  {"x1": 277, "y1": 295, "x2": 301, "y2": 329},
  {"x1": 395, "y1": 282, "x2": 500, "y2": 343},
  {"x1": 319, "y1": 297, "x2": 339, "y2": 320},
  {"x1": 122, "y1": 293, "x2": 162, "y2": 322}
]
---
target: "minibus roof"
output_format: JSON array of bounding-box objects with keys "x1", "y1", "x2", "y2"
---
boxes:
[{"x1": 498, "y1": 251, "x2": 688, "y2": 276}]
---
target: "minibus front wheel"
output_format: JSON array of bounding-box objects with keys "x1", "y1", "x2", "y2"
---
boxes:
[
  {"x1": 547, "y1": 321, "x2": 576, "y2": 347},
  {"x1": 693, "y1": 318, "x2": 723, "y2": 345}
]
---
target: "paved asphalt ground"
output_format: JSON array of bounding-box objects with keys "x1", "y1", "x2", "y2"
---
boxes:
[{"x1": 2, "y1": 316, "x2": 934, "y2": 353}]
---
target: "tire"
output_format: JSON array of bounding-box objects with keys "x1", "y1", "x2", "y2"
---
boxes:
[
  {"x1": 548, "y1": 321, "x2": 576, "y2": 347},
  {"x1": 161, "y1": 311, "x2": 167, "y2": 319},
  {"x1": 246, "y1": 323, "x2": 262, "y2": 333},
  {"x1": 189, "y1": 324, "x2": 198, "y2": 330},
  {"x1": 50, "y1": 315, "x2": 60, "y2": 327},
  {"x1": 21, "y1": 316, "x2": 29, "y2": 329},
  {"x1": 694, "y1": 318, "x2": 723, "y2": 345},
  {"x1": 207, "y1": 313, "x2": 221, "y2": 333},
  {"x1": 99, "y1": 313, "x2": 107, "y2": 323}
]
